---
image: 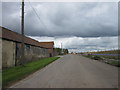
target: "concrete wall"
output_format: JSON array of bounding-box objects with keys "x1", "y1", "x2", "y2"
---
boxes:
[
  {"x1": 16, "y1": 43, "x2": 49, "y2": 65},
  {"x1": 0, "y1": 38, "x2": 2, "y2": 69},
  {"x1": 2, "y1": 39, "x2": 49, "y2": 68},
  {"x1": 2, "y1": 39, "x2": 16, "y2": 68},
  {"x1": 48, "y1": 48, "x2": 54, "y2": 57}
]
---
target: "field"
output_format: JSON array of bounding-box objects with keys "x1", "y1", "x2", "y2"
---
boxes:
[
  {"x1": 90, "y1": 50, "x2": 120, "y2": 54},
  {"x1": 82, "y1": 50, "x2": 120, "y2": 67}
]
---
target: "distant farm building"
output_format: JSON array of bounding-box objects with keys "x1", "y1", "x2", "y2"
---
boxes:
[{"x1": 39, "y1": 42, "x2": 54, "y2": 57}]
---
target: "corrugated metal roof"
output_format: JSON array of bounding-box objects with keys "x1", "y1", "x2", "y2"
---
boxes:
[
  {"x1": 0, "y1": 26, "x2": 54, "y2": 49},
  {"x1": 39, "y1": 42, "x2": 54, "y2": 49}
]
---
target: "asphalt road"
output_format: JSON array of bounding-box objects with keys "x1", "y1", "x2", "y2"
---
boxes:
[{"x1": 10, "y1": 54, "x2": 118, "y2": 88}]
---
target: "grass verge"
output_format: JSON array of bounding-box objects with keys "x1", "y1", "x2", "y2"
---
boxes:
[
  {"x1": 84, "y1": 55, "x2": 103, "y2": 60},
  {"x1": 107, "y1": 61, "x2": 120, "y2": 67},
  {"x1": 2, "y1": 57, "x2": 60, "y2": 87},
  {"x1": 83, "y1": 55, "x2": 120, "y2": 67}
]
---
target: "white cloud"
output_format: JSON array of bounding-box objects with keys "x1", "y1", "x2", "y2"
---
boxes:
[
  {"x1": 2, "y1": 0, "x2": 119, "y2": 2},
  {"x1": 29, "y1": 36, "x2": 118, "y2": 53}
]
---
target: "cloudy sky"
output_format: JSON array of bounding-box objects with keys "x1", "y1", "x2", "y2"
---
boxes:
[{"x1": 1, "y1": 1, "x2": 118, "y2": 52}]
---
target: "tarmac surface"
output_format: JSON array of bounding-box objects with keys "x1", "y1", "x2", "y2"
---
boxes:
[{"x1": 10, "y1": 54, "x2": 118, "y2": 88}]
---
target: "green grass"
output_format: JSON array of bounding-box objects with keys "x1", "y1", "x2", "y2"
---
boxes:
[
  {"x1": 0, "y1": 70, "x2": 2, "y2": 89},
  {"x1": 100, "y1": 55, "x2": 119, "y2": 60},
  {"x1": 83, "y1": 55, "x2": 103, "y2": 60},
  {"x1": 108, "y1": 61, "x2": 120, "y2": 67},
  {"x1": 83, "y1": 55, "x2": 120, "y2": 67},
  {"x1": 84, "y1": 50, "x2": 120, "y2": 60},
  {"x1": 90, "y1": 50, "x2": 120, "y2": 54},
  {"x1": 2, "y1": 57, "x2": 60, "y2": 87},
  {"x1": 85, "y1": 55, "x2": 119, "y2": 60}
]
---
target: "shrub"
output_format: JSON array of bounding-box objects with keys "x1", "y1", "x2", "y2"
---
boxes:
[{"x1": 91, "y1": 55, "x2": 102, "y2": 60}]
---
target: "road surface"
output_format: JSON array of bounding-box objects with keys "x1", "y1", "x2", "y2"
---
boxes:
[{"x1": 10, "y1": 54, "x2": 118, "y2": 88}]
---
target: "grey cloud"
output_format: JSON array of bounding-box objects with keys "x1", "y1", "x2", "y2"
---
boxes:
[
  {"x1": 2, "y1": 2, "x2": 21, "y2": 33},
  {"x1": 29, "y1": 36, "x2": 118, "y2": 52},
  {"x1": 2, "y1": 2, "x2": 118, "y2": 37},
  {"x1": 0, "y1": 2, "x2": 2, "y2": 26}
]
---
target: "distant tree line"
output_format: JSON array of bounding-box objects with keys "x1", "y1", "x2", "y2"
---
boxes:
[{"x1": 54, "y1": 48, "x2": 69, "y2": 55}]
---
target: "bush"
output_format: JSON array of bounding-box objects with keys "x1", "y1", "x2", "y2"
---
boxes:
[
  {"x1": 91, "y1": 55, "x2": 102, "y2": 60},
  {"x1": 108, "y1": 61, "x2": 120, "y2": 67}
]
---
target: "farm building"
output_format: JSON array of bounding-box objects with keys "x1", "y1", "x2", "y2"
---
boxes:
[
  {"x1": 0, "y1": 26, "x2": 55, "y2": 68},
  {"x1": 39, "y1": 42, "x2": 54, "y2": 57}
]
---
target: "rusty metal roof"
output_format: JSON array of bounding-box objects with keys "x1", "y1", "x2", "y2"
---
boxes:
[
  {"x1": 0, "y1": 26, "x2": 54, "y2": 49},
  {"x1": 39, "y1": 42, "x2": 54, "y2": 49}
]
